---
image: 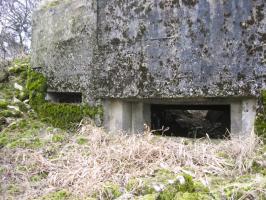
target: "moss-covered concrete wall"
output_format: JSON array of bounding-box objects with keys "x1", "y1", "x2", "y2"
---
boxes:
[
  {"x1": 31, "y1": 0, "x2": 97, "y2": 103},
  {"x1": 31, "y1": 0, "x2": 265, "y2": 104},
  {"x1": 96, "y1": 0, "x2": 265, "y2": 98}
]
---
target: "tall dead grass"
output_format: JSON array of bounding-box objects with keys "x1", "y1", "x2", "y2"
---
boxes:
[{"x1": 0, "y1": 123, "x2": 262, "y2": 199}]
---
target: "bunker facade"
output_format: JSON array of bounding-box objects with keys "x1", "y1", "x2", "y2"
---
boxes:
[{"x1": 31, "y1": 0, "x2": 266, "y2": 136}]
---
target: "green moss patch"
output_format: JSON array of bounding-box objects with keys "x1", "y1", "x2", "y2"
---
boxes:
[
  {"x1": 27, "y1": 67, "x2": 47, "y2": 111},
  {"x1": 38, "y1": 103, "x2": 100, "y2": 129},
  {"x1": 101, "y1": 182, "x2": 122, "y2": 199},
  {"x1": 252, "y1": 161, "x2": 266, "y2": 176},
  {"x1": 255, "y1": 90, "x2": 266, "y2": 141},
  {"x1": 0, "y1": 58, "x2": 30, "y2": 111},
  {"x1": 126, "y1": 169, "x2": 209, "y2": 199},
  {"x1": 30, "y1": 171, "x2": 49, "y2": 182},
  {"x1": 0, "y1": 109, "x2": 22, "y2": 118},
  {"x1": 8, "y1": 57, "x2": 29, "y2": 76},
  {"x1": 7, "y1": 184, "x2": 21, "y2": 195},
  {"x1": 0, "y1": 118, "x2": 46, "y2": 149},
  {"x1": 40, "y1": 189, "x2": 71, "y2": 200},
  {"x1": 26, "y1": 63, "x2": 101, "y2": 129},
  {"x1": 52, "y1": 134, "x2": 66, "y2": 143},
  {"x1": 0, "y1": 100, "x2": 8, "y2": 109},
  {"x1": 207, "y1": 173, "x2": 266, "y2": 199},
  {"x1": 76, "y1": 137, "x2": 88, "y2": 145},
  {"x1": 173, "y1": 192, "x2": 210, "y2": 200},
  {"x1": 157, "y1": 173, "x2": 209, "y2": 200},
  {"x1": 0, "y1": 57, "x2": 101, "y2": 149}
]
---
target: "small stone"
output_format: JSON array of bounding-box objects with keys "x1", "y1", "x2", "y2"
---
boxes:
[
  {"x1": 153, "y1": 184, "x2": 162, "y2": 192},
  {"x1": 159, "y1": 163, "x2": 168, "y2": 168},
  {"x1": 153, "y1": 183, "x2": 165, "y2": 192},
  {"x1": 200, "y1": 179, "x2": 209, "y2": 186},
  {"x1": 25, "y1": 104, "x2": 31, "y2": 110},
  {"x1": 23, "y1": 99, "x2": 30, "y2": 104},
  {"x1": 168, "y1": 179, "x2": 175, "y2": 184},
  {"x1": 5, "y1": 117, "x2": 14, "y2": 124},
  {"x1": 7, "y1": 105, "x2": 20, "y2": 112},
  {"x1": 14, "y1": 83, "x2": 23, "y2": 91},
  {"x1": 13, "y1": 97, "x2": 21, "y2": 103},
  {"x1": 159, "y1": 183, "x2": 165, "y2": 190},
  {"x1": 177, "y1": 175, "x2": 185, "y2": 185}
]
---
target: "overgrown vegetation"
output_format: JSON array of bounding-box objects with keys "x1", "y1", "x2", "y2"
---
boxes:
[
  {"x1": 38, "y1": 103, "x2": 101, "y2": 129},
  {"x1": 26, "y1": 60, "x2": 101, "y2": 129},
  {"x1": 1, "y1": 121, "x2": 266, "y2": 199},
  {"x1": 256, "y1": 90, "x2": 266, "y2": 141},
  {"x1": 0, "y1": 57, "x2": 101, "y2": 149},
  {"x1": 26, "y1": 67, "x2": 47, "y2": 111}
]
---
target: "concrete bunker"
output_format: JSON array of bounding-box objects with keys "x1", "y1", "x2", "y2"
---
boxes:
[
  {"x1": 31, "y1": 0, "x2": 265, "y2": 136},
  {"x1": 151, "y1": 104, "x2": 230, "y2": 139},
  {"x1": 45, "y1": 91, "x2": 82, "y2": 103}
]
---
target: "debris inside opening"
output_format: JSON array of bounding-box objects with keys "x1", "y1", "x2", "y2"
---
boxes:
[
  {"x1": 45, "y1": 92, "x2": 82, "y2": 103},
  {"x1": 151, "y1": 104, "x2": 231, "y2": 139}
]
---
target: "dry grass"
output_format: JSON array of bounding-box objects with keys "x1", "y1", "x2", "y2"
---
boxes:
[{"x1": 0, "y1": 122, "x2": 263, "y2": 199}]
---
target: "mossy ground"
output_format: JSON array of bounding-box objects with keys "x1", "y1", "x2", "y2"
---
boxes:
[
  {"x1": 1, "y1": 57, "x2": 100, "y2": 132},
  {"x1": 91, "y1": 168, "x2": 266, "y2": 200},
  {"x1": 26, "y1": 62, "x2": 101, "y2": 130},
  {"x1": 127, "y1": 169, "x2": 210, "y2": 200},
  {"x1": 0, "y1": 57, "x2": 102, "y2": 198},
  {"x1": 255, "y1": 90, "x2": 266, "y2": 141}
]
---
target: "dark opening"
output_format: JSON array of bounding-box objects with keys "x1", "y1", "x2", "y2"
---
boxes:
[
  {"x1": 46, "y1": 92, "x2": 82, "y2": 103},
  {"x1": 151, "y1": 104, "x2": 230, "y2": 139}
]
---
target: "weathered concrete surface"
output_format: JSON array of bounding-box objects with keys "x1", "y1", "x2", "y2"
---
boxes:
[
  {"x1": 96, "y1": 0, "x2": 265, "y2": 99},
  {"x1": 31, "y1": 0, "x2": 97, "y2": 103},
  {"x1": 32, "y1": 0, "x2": 265, "y2": 103},
  {"x1": 103, "y1": 100, "x2": 151, "y2": 133},
  {"x1": 241, "y1": 98, "x2": 257, "y2": 134},
  {"x1": 103, "y1": 100, "x2": 132, "y2": 133},
  {"x1": 230, "y1": 98, "x2": 257, "y2": 135}
]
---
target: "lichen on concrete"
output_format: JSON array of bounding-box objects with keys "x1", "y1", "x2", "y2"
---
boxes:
[
  {"x1": 96, "y1": 0, "x2": 265, "y2": 99},
  {"x1": 31, "y1": 0, "x2": 265, "y2": 104},
  {"x1": 31, "y1": 0, "x2": 97, "y2": 104}
]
